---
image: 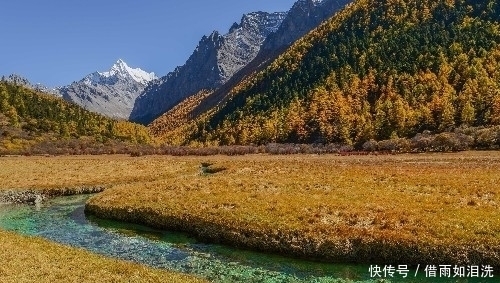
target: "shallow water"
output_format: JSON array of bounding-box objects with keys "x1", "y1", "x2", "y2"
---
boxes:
[{"x1": 0, "y1": 195, "x2": 494, "y2": 282}]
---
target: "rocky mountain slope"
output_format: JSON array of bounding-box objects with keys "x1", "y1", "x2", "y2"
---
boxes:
[
  {"x1": 149, "y1": 0, "x2": 352, "y2": 139},
  {"x1": 164, "y1": 0, "x2": 500, "y2": 146},
  {"x1": 136, "y1": 0, "x2": 353, "y2": 125},
  {"x1": 187, "y1": 0, "x2": 353, "y2": 119},
  {"x1": 57, "y1": 59, "x2": 156, "y2": 120},
  {"x1": 130, "y1": 11, "x2": 287, "y2": 124}
]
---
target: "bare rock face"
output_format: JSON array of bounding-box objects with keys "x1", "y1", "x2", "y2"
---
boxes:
[
  {"x1": 57, "y1": 60, "x2": 157, "y2": 120},
  {"x1": 259, "y1": 0, "x2": 353, "y2": 56},
  {"x1": 218, "y1": 12, "x2": 286, "y2": 81},
  {"x1": 130, "y1": 12, "x2": 287, "y2": 125}
]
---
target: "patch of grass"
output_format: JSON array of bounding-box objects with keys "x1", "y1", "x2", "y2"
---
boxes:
[
  {"x1": 0, "y1": 230, "x2": 205, "y2": 283},
  {"x1": 0, "y1": 155, "x2": 193, "y2": 191},
  {"x1": 84, "y1": 152, "x2": 500, "y2": 267},
  {"x1": 3, "y1": 153, "x2": 500, "y2": 267}
]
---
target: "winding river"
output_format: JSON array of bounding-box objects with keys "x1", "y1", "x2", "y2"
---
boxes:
[{"x1": 0, "y1": 195, "x2": 489, "y2": 282}]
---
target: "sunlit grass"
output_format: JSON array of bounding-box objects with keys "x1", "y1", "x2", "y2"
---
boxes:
[
  {"x1": 85, "y1": 152, "x2": 500, "y2": 266},
  {"x1": 0, "y1": 230, "x2": 205, "y2": 283},
  {"x1": 0, "y1": 155, "x2": 190, "y2": 190},
  {"x1": 2, "y1": 152, "x2": 500, "y2": 267}
]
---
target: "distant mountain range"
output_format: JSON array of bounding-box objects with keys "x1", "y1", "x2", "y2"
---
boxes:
[
  {"x1": 3, "y1": 60, "x2": 157, "y2": 120},
  {"x1": 3, "y1": 0, "x2": 352, "y2": 125},
  {"x1": 3, "y1": 0, "x2": 500, "y2": 150}
]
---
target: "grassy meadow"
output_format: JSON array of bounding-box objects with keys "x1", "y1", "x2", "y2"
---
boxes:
[
  {"x1": 0, "y1": 155, "x2": 210, "y2": 282},
  {"x1": 86, "y1": 152, "x2": 500, "y2": 266},
  {"x1": 0, "y1": 155, "x2": 189, "y2": 190},
  {"x1": 0, "y1": 229, "x2": 205, "y2": 283},
  {"x1": 1, "y1": 152, "x2": 500, "y2": 275}
]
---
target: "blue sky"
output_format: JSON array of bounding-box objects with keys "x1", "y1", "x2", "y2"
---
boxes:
[{"x1": 2, "y1": 0, "x2": 297, "y2": 87}]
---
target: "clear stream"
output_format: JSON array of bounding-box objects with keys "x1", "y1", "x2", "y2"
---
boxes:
[{"x1": 0, "y1": 195, "x2": 494, "y2": 283}]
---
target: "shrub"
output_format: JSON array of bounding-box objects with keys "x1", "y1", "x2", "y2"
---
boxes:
[
  {"x1": 338, "y1": 144, "x2": 354, "y2": 153},
  {"x1": 474, "y1": 127, "x2": 499, "y2": 149},
  {"x1": 430, "y1": 132, "x2": 472, "y2": 152},
  {"x1": 362, "y1": 140, "x2": 379, "y2": 152},
  {"x1": 377, "y1": 138, "x2": 411, "y2": 153},
  {"x1": 411, "y1": 133, "x2": 434, "y2": 152}
]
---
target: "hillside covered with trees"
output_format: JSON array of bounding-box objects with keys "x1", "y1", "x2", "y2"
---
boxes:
[
  {"x1": 0, "y1": 81, "x2": 150, "y2": 154},
  {"x1": 160, "y1": 0, "x2": 500, "y2": 149}
]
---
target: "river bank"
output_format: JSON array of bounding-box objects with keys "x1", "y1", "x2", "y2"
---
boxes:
[
  {"x1": 86, "y1": 191, "x2": 500, "y2": 269},
  {"x1": 0, "y1": 186, "x2": 105, "y2": 205},
  {"x1": 0, "y1": 228, "x2": 205, "y2": 283},
  {"x1": 1, "y1": 195, "x2": 370, "y2": 282}
]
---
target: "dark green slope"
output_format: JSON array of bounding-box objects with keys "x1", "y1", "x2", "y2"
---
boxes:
[
  {"x1": 181, "y1": 0, "x2": 500, "y2": 146},
  {"x1": 0, "y1": 81, "x2": 150, "y2": 154}
]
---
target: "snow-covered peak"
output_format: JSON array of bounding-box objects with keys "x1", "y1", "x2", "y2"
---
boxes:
[
  {"x1": 60, "y1": 59, "x2": 157, "y2": 119},
  {"x1": 99, "y1": 59, "x2": 157, "y2": 85}
]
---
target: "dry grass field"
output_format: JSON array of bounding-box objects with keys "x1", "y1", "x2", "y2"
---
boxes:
[
  {"x1": 0, "y1": 155, "x2": 189, "y2": 190},
  {"x1": 82, "y1": 152, "x2": 500, "y2": 267},
  {"x1": 0, "y1": 230, "x2": 206, "y2": 283},
  {"x1": 2, "y1": 152, "x2": 500, "y2": 271}
]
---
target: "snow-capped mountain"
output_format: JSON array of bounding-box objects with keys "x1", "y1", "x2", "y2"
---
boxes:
[
  {"x1": 58, "y1": 59, "x2": 157, "y2": 119},
  {"x1": 129, "y1": 11, "x2": 287, "y2": 124},
  {"x1": 84, "y1": 59, "x2": 157, "y2": 86}
]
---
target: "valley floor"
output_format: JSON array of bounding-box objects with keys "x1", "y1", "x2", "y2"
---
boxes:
[{"x1": 1, "y1": 152, "x2": 500, "y2": 278}]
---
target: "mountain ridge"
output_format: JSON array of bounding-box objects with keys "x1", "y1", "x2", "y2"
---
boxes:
[
  {"x1": 136, "y1": 0, "x2": 352, "y2": 126},
  {"x1": 129, "y1": 11, "x2": 287, "y2": 124},
  {"x1": 1, "y1": 74, "x2": 61, "y2": 97},
  {"x1": 87, "y1": 59, "x2": 157, "y2": 86},
  {"x1": 188, "y1": 0, "x2": 353, "y2": 119},
  {"x1": 149, "y1": 0, "x2": 352, "y2": 139}
]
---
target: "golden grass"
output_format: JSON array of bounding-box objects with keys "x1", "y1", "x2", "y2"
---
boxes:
[
  {"x1": 0, "y1": 155, "x2": 208, "y2": 282},
  {"x1": 2, "y1": 152, "x2": 500, "y2": 266},
  {"x1": 0, "y1": 230, "x2": 205, "y2": 283},
  {"x1": 0, "y1": 155, "x2": 190, "y2": 190},
  {"x1": 84, "y1": 152, "x2": 500, "y2": 266}
]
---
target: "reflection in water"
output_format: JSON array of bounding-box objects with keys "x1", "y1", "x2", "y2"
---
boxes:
[{"x1": 0, "y1": 195, "x2": 489, "y2": 283}]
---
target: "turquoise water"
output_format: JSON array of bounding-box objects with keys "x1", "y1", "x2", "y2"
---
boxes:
[{"x1": 0, "y1": 195, "x2": 495, "y2": 283}]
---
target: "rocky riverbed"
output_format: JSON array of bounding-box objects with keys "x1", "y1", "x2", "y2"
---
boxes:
[{"x1": 0, "y1": 186, "x2": 105, "y2": 205}]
